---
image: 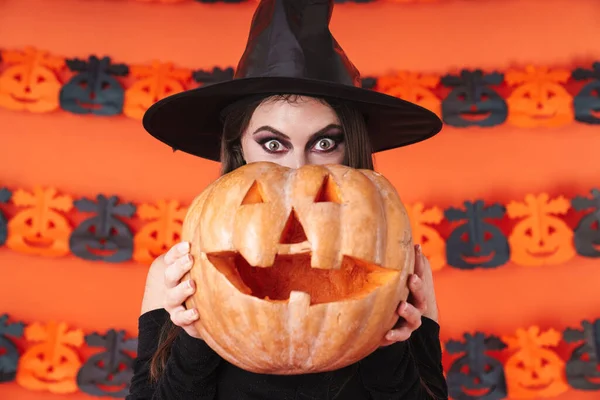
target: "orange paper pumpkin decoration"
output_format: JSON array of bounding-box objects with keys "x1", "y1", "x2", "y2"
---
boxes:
[
  {"x1": 6, "y1": 187, "x2": 73, "y2": 257},
  {"x1": 406, "y1": 202, "x2": 445, "y2": 271},
  {"x1": 0, "y1": 47, "x2": 64, "y2": 113},
  {"x1": 507, "y1": 193, "x2": 575, "y2": 266},
  {"x1": 133, "y1": 199, "x2": 188, "y2": 264},
  {"x1": 506, "y1": 66, "x2": 574, "y2": 128},
  {"x1": 376, "y1": 71, "x2": 441, "y2": 117},
  {"x1": 16, "y1": 322, "x2": 84, "y2": 394},
  {"x1": 123, "y1": 61, "x2": 191, "y2": 120},
  {"x1": 182, "y1": 162, "x2": 414, "y2": 374},
  {"x1": 503, "y1": 326, "x2": 569, "y2": 398}
]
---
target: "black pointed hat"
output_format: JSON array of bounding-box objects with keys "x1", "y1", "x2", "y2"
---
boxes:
[{"x1": 142, "y1": 0, "x2": 442, "y2": 161}]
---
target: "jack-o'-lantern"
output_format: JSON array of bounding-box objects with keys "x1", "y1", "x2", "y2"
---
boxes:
[
  {"x1": 6, "y1": 187, "x2": 73, "y2": 257},
  {"x1": 564, "y1": 319, "x2": 600, "y2": 391},
  {"x1": 0, "y1": 314, "x2": 24, "y2": 383},
  {"x1": 0, "y1": 47, "x2": 64, "y2": 113},
  {"x1": 406, "y1": 202, "x2": 445, "y2": 270},
  {"x1": 506, "y1": 66, "x2": 574, "y2": 128},
  {"x1": 572, "y1": 62, "x2": 600, "y2": 125},
  {"x1": 446, "y1": 333, "x2": 508, "y2": 400},
  {"x1": 133, "y1": 200, "x2": 188, "y2": 264},
  {"x1": 444, "y1": 200, "x2": 509, "y2": 269},
  {"x1": 182, "y1": 162, "x2": 414, "y2": 374},
  {"x1": 441, "y1": 69, "x2": 507, "y2": 127},
  {"x1": 69, "y1": 195, "x2": 136, "y2": 263},
  {"x1": 59, "y1": 56, "x2": 128, "y2": 116},
  {"x1": 507, "y1": 193, "x2": 575, "y2": 266},
  {"x1": 16, "y1": 322, "x2": 84, "y2": 394},
  {"x1": 376, "y1": 72, "x2": 441, "y2": 117},
  {"x1": 503, "y1": 326, "x2": 568, "y2": 398},
  {"x1": 123, "y1": 61, "x2": 191, "y2": 120},
  {"x1": 572, "y1": 189, "x2": 600, "y2": 258},
  {"x1": 76, "y1": 330, "x2": 137, "y2": 397}
]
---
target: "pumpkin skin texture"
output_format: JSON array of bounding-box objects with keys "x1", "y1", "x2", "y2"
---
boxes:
[{"x1": 181, "y1": 162, "x2": 414, "y2": 375}]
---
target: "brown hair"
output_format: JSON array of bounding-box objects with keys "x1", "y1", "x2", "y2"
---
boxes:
[{"x1": 149, "y1": 94, "x2": 374, "y2": 381}]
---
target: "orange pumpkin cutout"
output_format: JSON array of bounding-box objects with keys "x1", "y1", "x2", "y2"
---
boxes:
[
  {"x1": 502, "y1": 326, "x2": 568, "y2": 398},
  {"x1": 133, "y1": 199, "x2": 188, "y2": 264},
  {"x1": 507, "y1": 193, "x2": 575, "y2": 266},
  {"x1": 376, "y1": 71, "x2": 441, "y2": 117},
  {"x1": 123, "y1": 61, "x2": 191, "y2": 120},
  {"x1": 406, "y1": 202, "x2": 445, "y2": 271},
  {"x1": 506, "y1": 66, "x2": 574, "y2": 128},
  {"x1": 0, "y1": 47, "x2": 64, "y2": 113},
  {"x1": 16, "y1": 322, "x2": 84, "y2": 394},
  {"x1": 6, "y1": 187, "x2": 73, "y2": 257}
]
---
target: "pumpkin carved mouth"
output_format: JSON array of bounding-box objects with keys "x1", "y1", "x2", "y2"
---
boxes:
[
  {"x1": 23, "y1": 235, "x2": 54, "y2": 248},
  {"x1": 459, "y1": 111, "x2": 492, "y2": 121},
  {"x1": 525, "y1": 247, "x2": 558, "y2": 258},
  {"x1": 460, "y1": 252, "x2": 496, "y2": 264}
]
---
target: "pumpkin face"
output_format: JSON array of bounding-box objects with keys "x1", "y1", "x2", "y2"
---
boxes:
[
  {"x1": 123, "y1": 62, "x2": 190, "y2": 120},
  {"x1": 572, "y1": 62, "x2": 600, "y2": 125},
  {"x1": 445, "y1": 201, "x2": 509, "y2": 269},
  {"x1": 564, "y1": 320, "x2": 600, "y2": 390},
  {"x1": 441, "y1": 70, "x2": 507, "y2": 127},
  {"x1": 59, "y1": 56, "x2": 128, "y2": 116},
  {"x1": 182, "y1": 162, "x2": 414, "y2": 374},
  {"x1": 0, "y1": 47, "x2": 64, "y2": 113},
  {"x1": 407, "y1": 202, "x2": 445, "y2": 271},
  {"x1": 572, "y1": 189, "x2": 600, "y2": 258},
  {"x1": 6, "y1": 187, "x2": 73, "y2": 257},
  {"x1": 376, "y1": 72, "x2": 441, "y2": 117},
  {"x1": 16, "y1": 322, "x2": 83, "y2": 394},
  {"x1": 507, "y1": 194, "x2": 575, "y2": 266}
]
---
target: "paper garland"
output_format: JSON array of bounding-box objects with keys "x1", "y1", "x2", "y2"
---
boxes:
[
  {"x1": 1, "y1": 47, "x2": 600, "y2": 128},
  {"x1": 2, "y1": 312, "x2": 600, "y2": 399}
]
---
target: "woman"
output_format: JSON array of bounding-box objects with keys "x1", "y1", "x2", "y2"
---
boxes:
[{"x1": 128, "y1": 0, "x2": 447, "y2": 399}]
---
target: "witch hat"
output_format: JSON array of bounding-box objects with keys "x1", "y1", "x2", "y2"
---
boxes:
[{"x1": 142, "y1": 0, "x2": 442, "y2": 161}]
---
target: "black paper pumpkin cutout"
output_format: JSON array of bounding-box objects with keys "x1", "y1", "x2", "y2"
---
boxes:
[
  {"x1": 445, "y1": 200, "x2": 510, "y2": 269},
  {"x1": 446, "y1": 332, "x2": 508, "y2": 400},
  {"x1": 69, "y1": 194, "x2": 136, "y2": 262},
  {"x1": 572, "y1": 188, "x2": 600, "y2": 258},
  {"x1": 564, "y1": 319, "x2": 600, "y2": 391},
  {"x1": 0, "y1": 188, "x2": 12, "y2": 246},
  {"x1": 76, "y1": 329, "x2": 138, "y2": 397},
  {"x1": 0, "y1": 314, "x2": 25, "y2": 383},
  {"x1": 441, "y1": 69, "x2": 507, "y2": 128},
  {"x1": 192, "y1": 67, "x2": 235, "y2": 86},
  {"x1": 572, "y1": 62, "x2": 600, "y2": 125},
  {"x1": 59, "y1": 56, "x2": 129, "y2": 116}
]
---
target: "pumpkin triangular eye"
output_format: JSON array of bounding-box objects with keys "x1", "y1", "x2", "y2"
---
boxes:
[
  {"x1": 241, "y1": 181, "x2": 265, "y2": 205},
  {"x1": 280, "y1": 209, "x2": 308, "y2": 244},
  {"x1": 314, "y1": 175, "x2": 341, "y2": 204}
]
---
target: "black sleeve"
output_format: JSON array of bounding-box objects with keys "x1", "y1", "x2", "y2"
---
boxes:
[
  {"x1": 358, "y1": 317, "x2": 448, "y2": 400},
  {"x1": 126, "y1": 309, "x2": 169, "y2": 400},
  {"x1": 151, "y1": 328, "x2": 222, "y2": 400}
]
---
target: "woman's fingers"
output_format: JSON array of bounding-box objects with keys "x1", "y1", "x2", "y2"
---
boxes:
[
  {"x1": 163, "y1": 241, "x2": 191, "y2": 265},
  {"x1": 407, "y1": 274, "x2": 428, "y2": 314},
  {"x1": 164, "y1": 253, "x2": 194, "y2": 289},
  {"x1": 383, "y1": 301, "x2": 423, "y2": 344},
  {"x1": 169, "y1": 304, "x2": 199, "y2": 327},
  {"x1": 165, "y1": 279, "x2": 196, "y2": 310}
]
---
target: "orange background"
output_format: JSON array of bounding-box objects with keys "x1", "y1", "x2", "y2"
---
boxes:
[{"x1": 1, "y1": 0, "x2": 600, "y2": 398}]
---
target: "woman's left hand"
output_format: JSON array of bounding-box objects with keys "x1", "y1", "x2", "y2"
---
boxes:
[{"x1": 379, "y1": 244, "x2": 439, "y2": 347}]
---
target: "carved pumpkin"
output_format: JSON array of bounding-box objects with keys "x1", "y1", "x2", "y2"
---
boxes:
[
  {"x1": 76, "y1": 330, "x2": 137, "y2": 397},
  {"x1": 444, "y1": 200, "x2": 510, "y2": 269},
  {"x1": 572, "y1": 189, "x2": 600, "y2": 258},
  {"x1": 0, "y1": 314, "x2": 24, "y2": 383},
  {"x1": 59, "y1": 56, "x2": 128, "y2": 116},
  {"x1": 564, "y1": 319, "x2": 600, "y2": 391},
  {"x1": 446, "y1": 333, "x2": 508, "y2": 400},
  {"x1": 572, "y1": 62, "x2": 600, "y2": 125},
  {"x1": 507, "y1": 194, "x2": 575, "y2": 266},
  {"x1": 182, "y1": 162, "x2": 414, "y2": 374},
  {"x1": 441, "y1": 70, "x2": 507, "y2": 127},
  {"x1": 6, "y1": 187, "x2": 73, "y2": 257},
  {"x1": 406, "y1": 202, "x2": 445, "y2": 271},
  {"x1": 16, "y1": 322, "x2": 84, "y2": 394},
  {"x1": 133, "y1": 200, "x2": 188, "y2": 264},
  {"x1": 376, "y1": 72, "x2": 441, "y2": 117},
  {"x1": 506, "y1": 66, "x2": 574, "y2": 128},
  {"x1": 0, "y1": 47, "x2": 64, "y2": 113},
  {"x1": 503, "y1": 327, "x2": 568, "y2": 398},
  {"x1": 123, "y1": 61, "x2": 191, "y2": 120}
]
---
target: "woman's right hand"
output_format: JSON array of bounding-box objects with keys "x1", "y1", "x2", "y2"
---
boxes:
[{"x1": 162, "y1": 241, "x2": 202, "y2": 339}]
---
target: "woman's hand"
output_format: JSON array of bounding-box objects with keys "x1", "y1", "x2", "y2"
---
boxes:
[{"x1": 380, "y1": 244, "x2": 439, "y2": 346}]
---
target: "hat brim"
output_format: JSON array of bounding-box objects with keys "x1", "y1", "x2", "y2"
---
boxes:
[{"x1": 142, "y1": 76, "x2": 443, "y2": 161}]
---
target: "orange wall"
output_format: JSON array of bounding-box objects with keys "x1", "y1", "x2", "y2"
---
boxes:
[{"x1": 1, "y1": 0, "x2": 600, "y2": 399}]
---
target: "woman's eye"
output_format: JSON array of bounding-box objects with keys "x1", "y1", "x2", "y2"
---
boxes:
[
  {"x1": 263, "y1": 139, "x2": 284, "y2": 153},
  {"x1": 314, "y1": 138, "x2": 336, "y2": 152}
]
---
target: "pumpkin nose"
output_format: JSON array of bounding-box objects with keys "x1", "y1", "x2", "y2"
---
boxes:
[
  {"x1": 538, "y1": 239, "x2": 545, "y2": 247},
  {"x1": 474, "y1": 244, "x2": 481, "y2": 253},
  {"x1": 470, "y1": 105, "x2": 477, "y2": 112},
  {"x1": 24, "y1": 86, "x2": 31, "y2": 93},
  {"x1": 47, "y1": 365, "x2": 54, "y2": 374},
  {"x1": 537, "y1": 102, "x2": 544, "y2": 110}
]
